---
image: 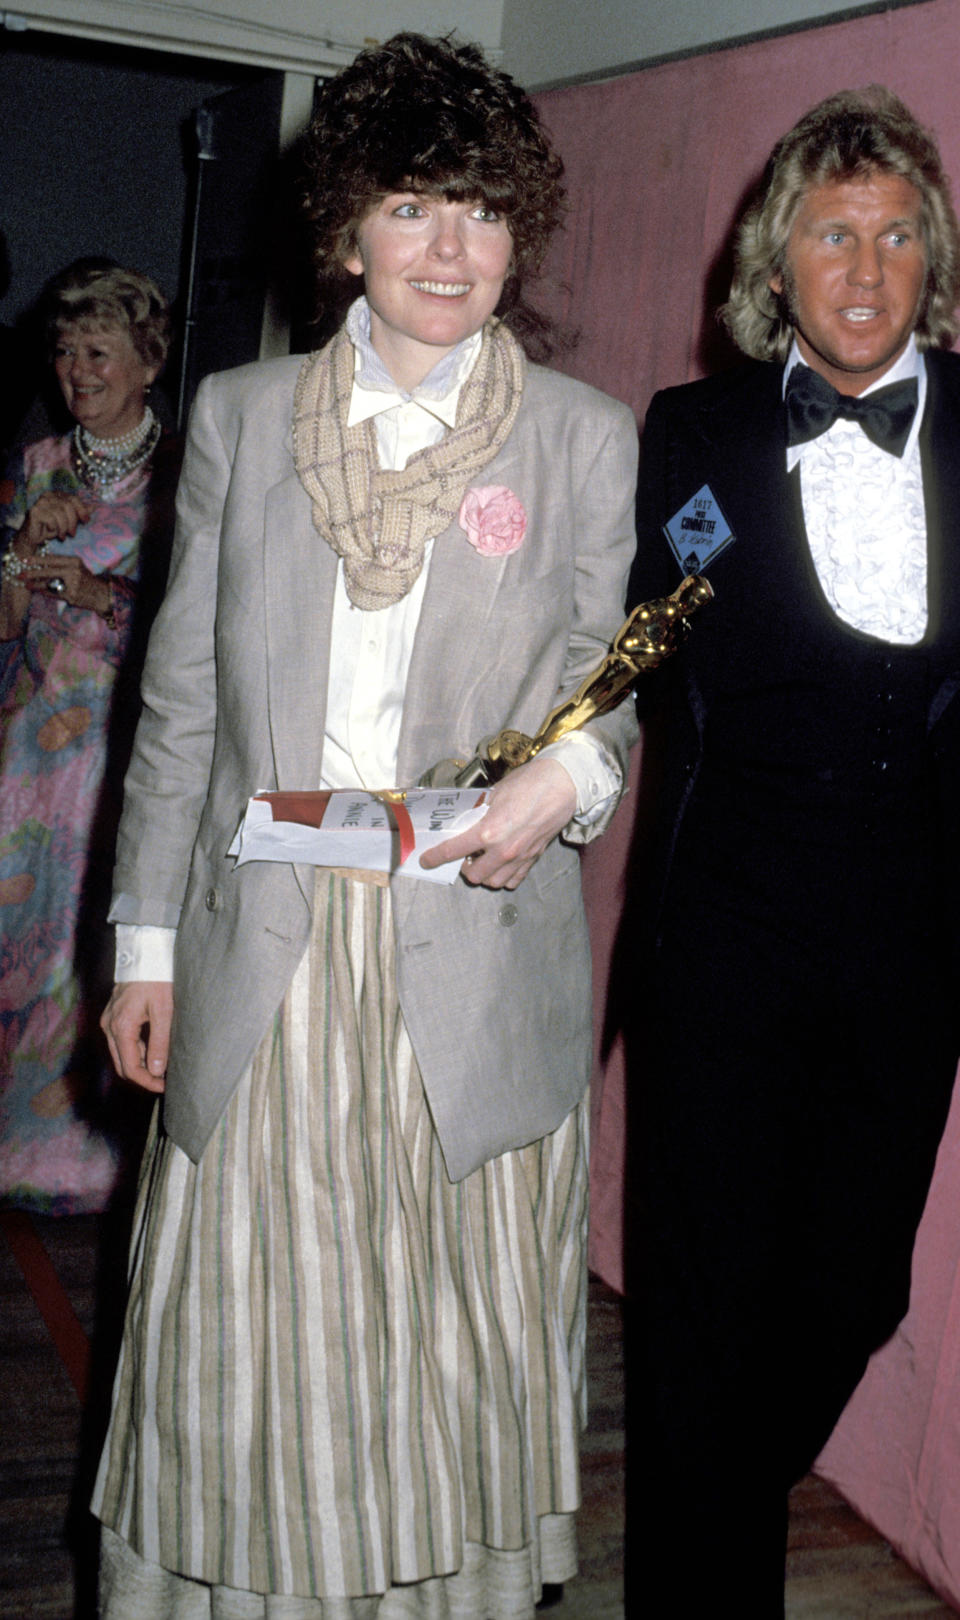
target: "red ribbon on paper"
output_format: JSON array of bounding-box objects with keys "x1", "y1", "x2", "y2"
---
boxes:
[
  {"x1": 386, "y1": 797, "x2": 415, "y2": 866},
  {"x1": 254, "y1": 791, "x2": 331, "y2": 827},
  {"x1": 254, "y1": 790, "x2": 416, "y2": 868}
]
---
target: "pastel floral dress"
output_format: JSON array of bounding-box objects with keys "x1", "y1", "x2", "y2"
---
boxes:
[{"x1": 0, "y1": 433, "x2": 175, "y2": 1213}]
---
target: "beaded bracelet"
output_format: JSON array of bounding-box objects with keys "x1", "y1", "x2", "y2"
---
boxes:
[
  {"x1": 1, "y1": 549, "x2": 26, "y2": 582},
  {"x1": 2, "y1": 537, "x2": 47, "y2": 583}
]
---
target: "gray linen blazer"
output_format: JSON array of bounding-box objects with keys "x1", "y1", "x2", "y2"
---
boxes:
[{"x1": 111, "y1": 354, "x2": 639, "y2": 1177}]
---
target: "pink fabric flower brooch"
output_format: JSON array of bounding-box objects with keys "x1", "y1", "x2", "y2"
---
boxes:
[{"x1": 458, "y1": 485, "x2": 526, "y2": 557}]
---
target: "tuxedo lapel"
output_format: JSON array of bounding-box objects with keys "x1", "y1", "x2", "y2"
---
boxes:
[
  {"x1": 920, "y1": 350, "x2": 960, "y2": 645},
  {"x1": 262, "y1": 467, "x2": 338, "y2": 792},
  {"x1": 664, "y1": 362, "x2": 804, "y2": 597}
]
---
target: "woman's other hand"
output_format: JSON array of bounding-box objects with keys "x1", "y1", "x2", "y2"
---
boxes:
[
  {"x1": 16, "y1": 551, "x2": 113, "y2": 615},
  {"x1": 101, "y1": 981, "x2": 173, "y2": 1093},
  {"x1": 20, "y1": 489, "x2": 93, "y2": 550},
  {"x1": 419, "y1": 755, "x2": 577, "y2": 890}
]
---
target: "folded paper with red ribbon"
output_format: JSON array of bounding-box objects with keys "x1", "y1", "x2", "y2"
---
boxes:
[{"x1": 227, "y1": 788, "x2": 489, "y2": 885}]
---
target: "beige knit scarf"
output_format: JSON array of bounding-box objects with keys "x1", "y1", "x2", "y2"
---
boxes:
[{"x1": 292, "y1": 318, "x2": 526, "y2": 610}]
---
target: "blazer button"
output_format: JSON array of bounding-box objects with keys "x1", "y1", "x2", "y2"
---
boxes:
[
  {"x1": 205, "y1": 887, "x2": 219, "y2": 911},
  {"x1": 498, "y1": 903, "x2": 519, "y2": 927}
]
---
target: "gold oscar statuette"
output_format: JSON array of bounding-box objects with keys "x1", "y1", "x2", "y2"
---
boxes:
[{"x1": 421, "y1": 573, "x2": 714, "y2": 789}]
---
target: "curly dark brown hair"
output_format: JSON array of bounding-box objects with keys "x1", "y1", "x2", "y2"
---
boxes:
[{"x1": 300, "y1": 32, "x2": 565, "y2": 354}]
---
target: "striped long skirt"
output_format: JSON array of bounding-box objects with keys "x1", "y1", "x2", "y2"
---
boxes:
[{"x1": 92, "y1": 874, "x2": 589, "y2": 1618}]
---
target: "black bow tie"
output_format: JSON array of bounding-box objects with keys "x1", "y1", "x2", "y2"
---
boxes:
[{"x1": 785, "y1": 363, "x2": 918, "y2": 457}]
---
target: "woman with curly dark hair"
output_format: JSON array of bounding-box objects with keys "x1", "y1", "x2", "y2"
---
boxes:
[
  {"x1": 93, "y1": 33, "x2": 637, "y2": 1617},
  {"x1": 301, "y1": 31, "x2": 565, "y2": 358}
]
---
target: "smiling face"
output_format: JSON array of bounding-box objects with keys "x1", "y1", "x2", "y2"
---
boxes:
[
  {"x1": 769, "y1": 170, "x2": 929, "y2": 394},
  {"x1": 54, "y1": 323, "x2": 158, "y2": 440},
  {"x1": 343, "y1": 193, "x2": 514, "y2": 390}
]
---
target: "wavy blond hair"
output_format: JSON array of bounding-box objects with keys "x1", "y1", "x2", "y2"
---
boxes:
[
  {"x1": 49, "y1": 262, "x2": 171, "y2": 371},
  {"x1": 721, "y1": 86, "x2": 960, "y2": 361}
]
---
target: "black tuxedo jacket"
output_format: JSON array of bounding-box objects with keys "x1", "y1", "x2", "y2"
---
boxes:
[{"x1": 628, "y1": 350, "x2": 960, "y2": 962}]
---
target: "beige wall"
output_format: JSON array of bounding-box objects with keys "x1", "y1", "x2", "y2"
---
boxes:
[
  {"x1": 6, "y1": 0, "x2": 503, "y2": 72},
  {"x1": 499, "y1": 0, "x2": 929, "y2": 88},
  {"x1": 8, "y1": 0, "x2": 925, "y2": 81}
]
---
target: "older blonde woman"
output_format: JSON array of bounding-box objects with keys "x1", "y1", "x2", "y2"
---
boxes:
[{"x1": 0, "y1": 263, "x2": 177, "y2": 1212}]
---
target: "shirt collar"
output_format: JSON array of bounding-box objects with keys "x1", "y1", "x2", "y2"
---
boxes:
[
  {"x1": 345, "y1": 296, "x2": 483, "y2": 430},
  {"x1": 784, "y1": 334, "x2": 926, "y2": 470}
]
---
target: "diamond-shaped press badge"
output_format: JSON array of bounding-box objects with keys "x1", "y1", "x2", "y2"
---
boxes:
[{"x1": 663, "y1": 484, "x2": 734, "y2": 573}]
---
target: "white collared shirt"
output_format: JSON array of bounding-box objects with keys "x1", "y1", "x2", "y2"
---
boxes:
[
  {"x1": 783, "y1": 336, "x2": 928, "y2": 645},
  {"x1": 320, "y1": 303, "x2": 480, "y2": 791},
  {"x1": 115, "y1": 300, "x2": 619, "y2": 980}
]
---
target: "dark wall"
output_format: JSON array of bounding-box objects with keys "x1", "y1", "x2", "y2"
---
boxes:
[
  {"x1": 0, "y1": 31, "x2": 267, "y2": 321},
  {"x1": 0, "y1": 30, "x2": 272, "y2": 443}
]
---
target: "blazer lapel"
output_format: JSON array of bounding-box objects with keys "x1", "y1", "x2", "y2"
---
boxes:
[
  {"x1": 262, "y1": 467, "x2": 338, "y2": 792},
  {"x1": 395, "y1": 517, "x2": 513, "y2": 787}
]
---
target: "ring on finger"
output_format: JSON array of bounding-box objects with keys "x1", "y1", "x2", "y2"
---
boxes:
[{"x1": 47, "y1": 576, "x2": 66, "y2": 596}]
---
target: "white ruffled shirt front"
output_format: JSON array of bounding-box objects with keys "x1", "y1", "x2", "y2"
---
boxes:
[{"x1": 784, "y1": 337, "x2": 928, "y2": 646}]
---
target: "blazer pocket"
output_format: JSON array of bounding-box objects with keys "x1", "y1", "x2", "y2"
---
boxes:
[
  {"x1": 493, "y1": 558, "x2": 572, "y2": 616},
  {"x1": 528, "y1": 839, "x2": 581, "y2": 897}
]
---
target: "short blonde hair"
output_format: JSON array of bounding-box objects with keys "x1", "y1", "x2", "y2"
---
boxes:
[{"x1": 50, "y1": 263, "x2": 171, "y2": 371}]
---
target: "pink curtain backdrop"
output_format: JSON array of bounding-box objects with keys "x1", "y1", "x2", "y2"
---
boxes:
[{"x1": 534, "y1": 1, "x2": 960, "y2": 1605}]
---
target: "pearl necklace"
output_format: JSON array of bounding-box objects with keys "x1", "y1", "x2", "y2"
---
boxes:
[{"x1": 71, "y1": 406, "x2": 160, "y2": 494}]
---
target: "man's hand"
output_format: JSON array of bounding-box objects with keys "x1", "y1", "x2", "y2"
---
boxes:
[
  {"x1": 101, "y1": 981, "x2": 174, "y2": 1093},
  {"x1": 419, "y1": 755, "x2": 577, "y2": 890}
]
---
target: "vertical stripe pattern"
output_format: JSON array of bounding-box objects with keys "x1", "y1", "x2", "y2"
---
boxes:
[{"x1": 93, "y1": 875, "x2": 587, "y2": 1616}]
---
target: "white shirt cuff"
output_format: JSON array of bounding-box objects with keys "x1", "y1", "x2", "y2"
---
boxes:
[
  {"x1": 115, "y1": 923, "x2": 176, "y2": 982},
  {"x1": 538, "y1": 731, "x2": 622, "y2": 828}
]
